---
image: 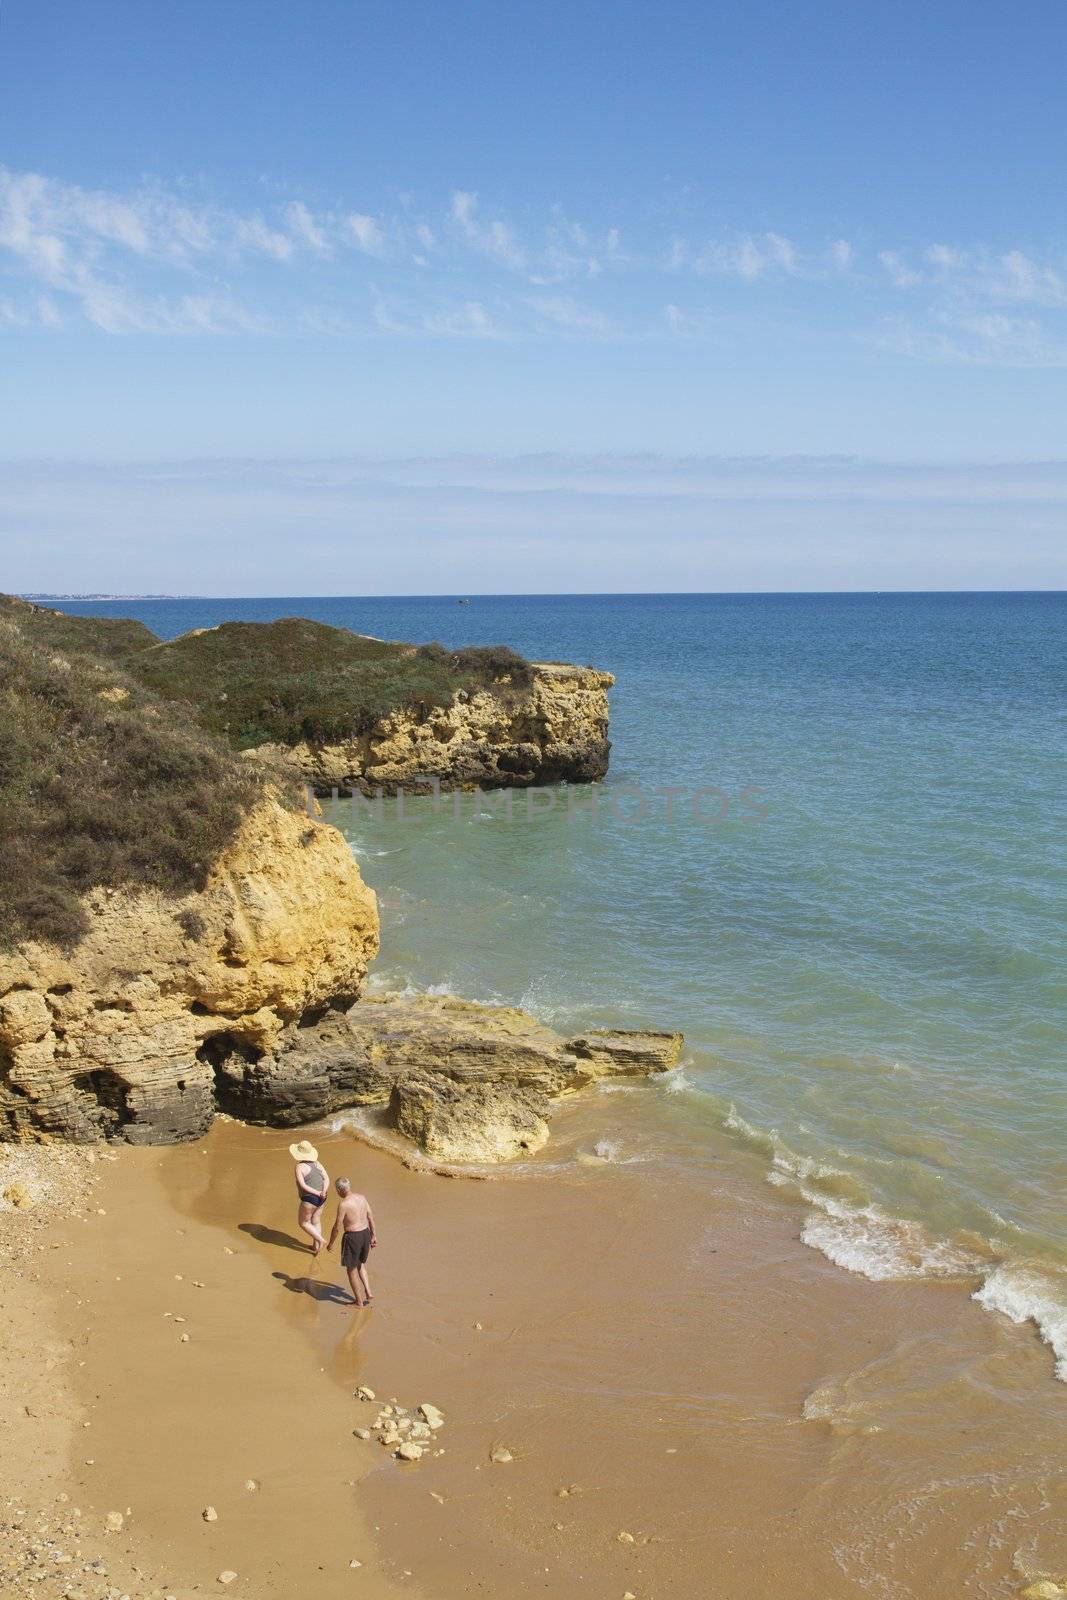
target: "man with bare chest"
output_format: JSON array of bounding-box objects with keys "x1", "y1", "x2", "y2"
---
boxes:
[{"x1": 327, "y1": 1178, "x2": 377, "y2": 1308}]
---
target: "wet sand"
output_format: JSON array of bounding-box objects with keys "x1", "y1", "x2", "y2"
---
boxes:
[{"x1": 5, "y1": 1102, "x2": 1066, "y2": 1599}]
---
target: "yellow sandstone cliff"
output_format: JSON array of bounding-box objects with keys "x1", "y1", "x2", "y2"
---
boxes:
[
  {"x1": 0, "y1": 797, "x2": 379, "y2": 1143},
  {"x1": 252, "y1": 662, "x2": 614, "y2": 793}
]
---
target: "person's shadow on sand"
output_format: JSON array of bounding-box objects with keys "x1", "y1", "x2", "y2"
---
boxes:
[
  {"x1": 239, "y1": 1222, "x2": 308, "y2": 1252},
  {"x1": 273, "y1": 1271, "x2": 353, "y2": 1305}
]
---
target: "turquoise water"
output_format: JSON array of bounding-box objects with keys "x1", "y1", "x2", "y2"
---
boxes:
[{"x1": 60, "y1": 592, "x2": 1067, "y2": 1370}]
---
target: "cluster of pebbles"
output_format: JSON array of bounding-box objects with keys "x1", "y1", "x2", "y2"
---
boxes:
[
  {"x1": 352, "y1": 1387, "x2": 446, "y2": 1462},
  {"x1": 0, "y1": 1496, "x2": 140, "y2": 1600}
]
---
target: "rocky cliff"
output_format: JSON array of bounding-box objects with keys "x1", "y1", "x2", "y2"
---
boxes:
[
  {"x1": 0, "y1": 595, "x2": 646, "y2": 1163},
  {"x1": 255, "y1": 661, "x2": 614, "y2": 793},
  {"x1": 0, "y1": 798, "x2": 380, "y2": 1143}
]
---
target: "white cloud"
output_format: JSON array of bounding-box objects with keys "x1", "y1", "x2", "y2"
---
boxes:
[
  {"x1": 926, "y1": 243, "x2": 958, "y2": 270},
  {"x1": 449, "y1": 190, "x2": 526, "y2": 269},
  {"x1": 284, "y1": 201, "x2": 329, "y2": 254},
  {"x1": 348, "y1": 212, "x2": 385, "y2": 254},
  {"x1": 2, "y1": 163, "x2": 1067, "y2": 362},
  {"x1": 373, "y1": 295, "x2": 505, "y2": 339},
  {"x1": 879, "y1": 308, "x2": 1067, "y2": 367},
  {"x1": 526, "y1": 295, "x2": 610, "y2": 335},
  {"x1": 879, "y1": 250, "x2": 923, "y2": 289},
  {"x1": 692, "y1": 231, "x2": 800, "y2": 279},
  {"x1": 663, "y1": 302, "x2": 695, "y2": 335},
  {"x1": 986, "y1": 248, "x2": 1067, "y2": 306},
  {"x1": 232, "y1": 214, "x2": 294, "y2": 261}
]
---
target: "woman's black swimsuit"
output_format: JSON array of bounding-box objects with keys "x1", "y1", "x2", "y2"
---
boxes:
[{"x1": 298, "y1": 1161, "x2": 327, "y2": 1208}]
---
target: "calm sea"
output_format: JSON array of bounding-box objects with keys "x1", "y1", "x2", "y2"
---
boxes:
[{"x1": 57, "y1": 592, "x2": 1067, "y2": 1375}]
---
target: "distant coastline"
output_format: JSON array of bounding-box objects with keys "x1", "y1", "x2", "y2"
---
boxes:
[{"x1": 17, "y1": 592, "x2": 200, "y2": 601}]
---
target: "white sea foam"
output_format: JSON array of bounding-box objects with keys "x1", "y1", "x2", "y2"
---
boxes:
[
  {"x1": 363, "y1": 974, "x2": 460, "y2": 1001},
  {"x1": 663, "y1": 1066, "x2": 695, "y2": 1095},
  {"x1": 722, "y1": 1110, "x2": 1067, "y2": 1381},
  {"x1": 593, "y1": 1138, "x2": 622, "y2": 1161},
  {"x1": 973, "y1": 1264, "x2": 1067, "y2": 1382},
  {"x1": 722, "y1": 1105, "x2": 768, "y2": 1143},
  {"x1": 800, "y1": 1208, "x2": 985, "y2": 1283}
]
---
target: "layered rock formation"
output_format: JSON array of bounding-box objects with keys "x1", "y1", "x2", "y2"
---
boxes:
[
  {"x1": 210, "y1": 994, "x2": 684, "y2": 1163},
  {"x1": 0, "y1": 798, "x2": 379, "y2": 1143},
  {"x1": 2, "y1": 947, "x2": 682, "y2": 1161},
  {"x1": 253, "y1": 661, "x2": 614, "y2": 794}
]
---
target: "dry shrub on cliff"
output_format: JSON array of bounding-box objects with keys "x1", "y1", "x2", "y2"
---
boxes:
[
  {"x1": 132, "y1": 618, "x2": 534, "y2": 748},
  {"x1": 0, "y1": 617, "x2": 265, "y2": 951}
]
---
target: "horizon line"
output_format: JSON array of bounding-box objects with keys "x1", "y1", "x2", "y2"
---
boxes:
[{"x1": 20, "y1": 588, "x2": 1067, "y2": 602}]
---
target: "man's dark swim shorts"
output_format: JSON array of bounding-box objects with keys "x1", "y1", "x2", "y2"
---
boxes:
[{"x1": 341, "y1": 1227, "x2": 371, "y2": 1268}]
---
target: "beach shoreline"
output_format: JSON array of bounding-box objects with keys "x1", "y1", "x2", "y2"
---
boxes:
[{"x1": 5, "y1": 1107, "x2": 1066, "y2": 1599}]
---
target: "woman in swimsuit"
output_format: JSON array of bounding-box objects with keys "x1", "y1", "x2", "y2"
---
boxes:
[{"x1": 289, "y1": 1139, "x2": 329, "y2": 1254}]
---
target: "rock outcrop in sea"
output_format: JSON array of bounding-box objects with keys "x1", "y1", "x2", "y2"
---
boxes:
[
  {"x1": 127, "y1": 615, "x2": 614, "y2": 794},
  {"x1": 254, "y1": 660, "x2": 614, "y2": 795},
  {"x1": 2, "y1": 917, "x2": 682, "y2": 1157},
  {"x1": 186, "y1": 993, "x2": 682, "y2": 1163}
]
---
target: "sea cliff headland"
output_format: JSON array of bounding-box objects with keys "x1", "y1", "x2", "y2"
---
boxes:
[{"x1": 0, "y1": 594, "x2": 664, "y2": 1164}]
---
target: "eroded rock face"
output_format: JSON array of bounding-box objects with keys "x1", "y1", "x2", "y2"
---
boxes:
[
  {"x1": 252, "y1": 663, "x2": 614, "y2": 794},
  {"x1": 0, "y1": 798, "x2": 379, "y2": 1143},
  {"x1": 208, "y1": 993, "x2": 684, "y2": 1164},
  {"x1": 390, "y1": 1074, "x2": 551, "y2": 1163}
]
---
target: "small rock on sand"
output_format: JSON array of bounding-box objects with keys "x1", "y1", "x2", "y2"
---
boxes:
[
  {"x1": 489, "y1": 1447, "x2": 514, "y2": 1464},
  {"x1": 3, "y1": 1183, "x2": 31, "y2": 1208},
  {"x1": 349, "y1": 1558, "x2": 363, "y2": 1568},
  {"x1": 179, "y1": 1333, "x2": 190, "y2": 1343},
  {"x1": 355, "y1": 1386, "x2": 375, "y2": 1401},
  {"x1": 354, "y1": 1428, "x2": 372, "y2": 1440},
  {"x1": 203, "y1": 1506, "x2": 218, "y2": 1522},
  {"x1": 1022, "y1": 1587, "x2": 1065, "y2": 1599},
  {"x1": 418, "y1": 1403, "x2": 445, "y2": 1430},
  {"x1": 105, "y1": 1511, "x2": 124, "y2": 1532},
  {"x1": 244, "y1": 1479, "x2": 259, "y2": 1492},
  {"x1": 617, "y1": 1531, "x2": 635, "y2": 1544},
  {"x1": 217, "y1": 1572, "x2": 238, "y2": 1585},
  {"x1": 396, "y1": 1443, "x2": 424, "y2": 1462}
]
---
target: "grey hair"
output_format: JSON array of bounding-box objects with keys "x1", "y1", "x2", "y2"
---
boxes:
[{"x1": 335, "y1": 1177, "x2": 351, "y2": 1194}]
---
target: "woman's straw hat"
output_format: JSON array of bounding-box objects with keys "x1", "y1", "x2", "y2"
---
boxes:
[{"x1": 289, "y1": 1139, "x2": 318, "y2": 1162}]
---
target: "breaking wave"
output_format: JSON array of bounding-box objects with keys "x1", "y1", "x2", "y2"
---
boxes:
[
  {"x1": 973, "y1": 1264, "x2": 1067, "y2": 1382},
  {"x1": 717, "y1": 1102, "x2": 1067, "y2": 1382}
]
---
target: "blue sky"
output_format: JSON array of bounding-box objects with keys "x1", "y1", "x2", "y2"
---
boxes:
[{"x1": 2, "y1": 0, "x2": 1066, "y2": 592}]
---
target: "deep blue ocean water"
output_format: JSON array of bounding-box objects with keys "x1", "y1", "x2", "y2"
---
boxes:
[{"x1": 54, "y1": 592, "x2": 1067, "y2": 1371}]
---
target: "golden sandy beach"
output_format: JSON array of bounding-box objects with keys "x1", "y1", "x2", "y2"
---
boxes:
[{"x1": 4, "y1": 1101, "x2": 1065, "y2": 1600}]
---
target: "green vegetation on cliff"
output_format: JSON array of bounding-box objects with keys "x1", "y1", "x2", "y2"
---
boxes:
[
  {"x1": 0, "y1": 594, "x2": 158, "y2": 663},
  {"x1": 0, "y1": 596, "x2": 539, "y2": 948},
  {"x1": 0, "y1": 598, "x2": 265, "y2": 950},
  {"x1": 133, "y1": 619, "x2": 534, "y2": 749}
]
